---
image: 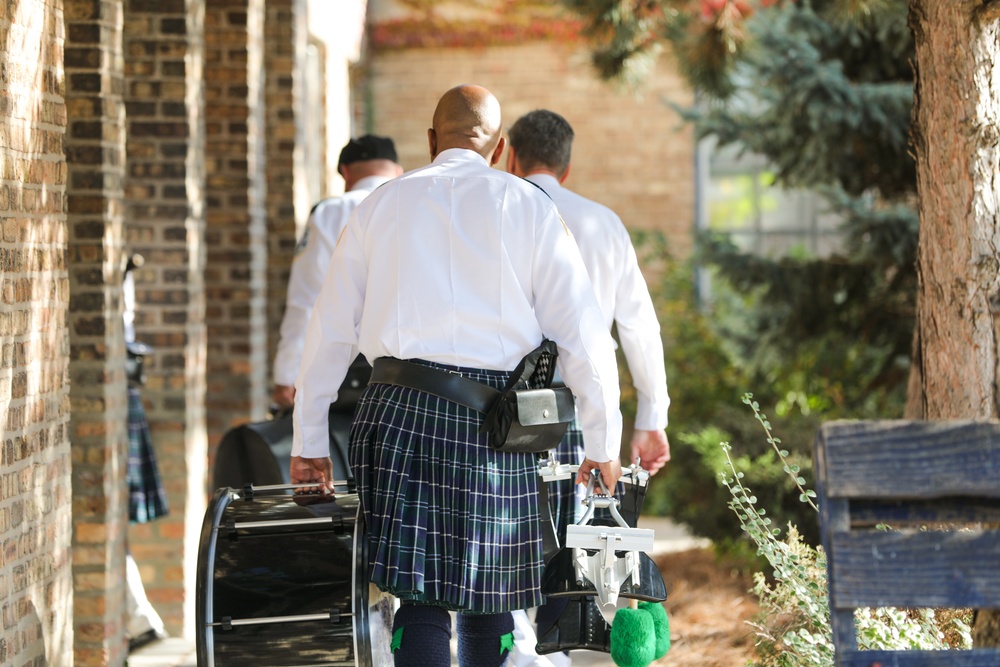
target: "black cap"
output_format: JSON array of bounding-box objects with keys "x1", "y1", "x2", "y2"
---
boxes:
[{"x1": 338, "y1": 134, "x2": 398, "y2": 169}]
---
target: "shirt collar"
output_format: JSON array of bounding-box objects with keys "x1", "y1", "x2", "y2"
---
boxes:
[
  {"x1": 433, "y1": 147, "x2": 490, "y2": 167},
  {"x1": 525, "y1": 173, "x2": 562, "y2": 193},
  {"x1": 352, "y1": 174, "x2": 394, "y2": 193}
]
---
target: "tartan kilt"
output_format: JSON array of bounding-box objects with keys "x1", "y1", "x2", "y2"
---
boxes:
[
  {"x1": 349, "y1": 359, "x2": 544, "y2": 614},
  {"x1": 127, "y1": 386, "x2": 169, "y2": 524}
]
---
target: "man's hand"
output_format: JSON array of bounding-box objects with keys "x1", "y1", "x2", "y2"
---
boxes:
[
  {"x1": 272, "y1": 384, "x2": 295, "y2": 411},
  {"x1": 630, "y1": 429, "x2": 670, "y2": 475},
  {"x1": 576, "y1": 457, "x2": 622, "y2": 491},
  {"x1": 290, "y1": 455, "x2": 334, "y2": 494}
]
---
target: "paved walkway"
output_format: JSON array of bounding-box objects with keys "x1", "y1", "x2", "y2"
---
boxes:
[{"x1": 128, "y1": 516, "x2": 708, "y2": 667}]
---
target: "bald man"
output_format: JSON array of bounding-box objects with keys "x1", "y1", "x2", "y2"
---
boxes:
[{"x1": 290, "y1": 84, "x2": 623, "y2": 667}]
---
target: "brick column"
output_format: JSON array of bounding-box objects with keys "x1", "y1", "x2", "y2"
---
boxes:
[
  {"x1": 64, "y1": 0, "x2": 131, "y2": 665},
  {"x1": 204, "y1": 0, "x2": 268, "y2": 452},
  {"x1": 263, "y1": 0, "x2": 305, "y2": 372},
  {"x1": 122, "y1": 0, "x2": 207, "y2": 637},
  {"x1": 0, "y1": 1, "x2": 73, "y2": 665}
]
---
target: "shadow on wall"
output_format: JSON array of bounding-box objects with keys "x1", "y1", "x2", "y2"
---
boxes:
[{"x1": 4, "y1": 599, "x2": 47, "y2": 665}]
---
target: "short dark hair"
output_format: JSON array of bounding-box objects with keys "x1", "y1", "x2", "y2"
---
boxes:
[
  {"x1": 337, "y1": 134, "x2": 398, "y2": 170},
  {"x1": 507, "y1": 110, "x2": 574, "y2": 175}
]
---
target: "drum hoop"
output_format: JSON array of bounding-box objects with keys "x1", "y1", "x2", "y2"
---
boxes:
[
  {"x1": 196, "y1": 487, "x2": 235, "y2": 667},
  {"x1": 352, "y1": 508, "x2": 370, "y2": 666}
]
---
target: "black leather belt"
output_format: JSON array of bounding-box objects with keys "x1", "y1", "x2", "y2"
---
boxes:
[{"x1": 369, "y1": 357, "x2": 500, "y2": 413}]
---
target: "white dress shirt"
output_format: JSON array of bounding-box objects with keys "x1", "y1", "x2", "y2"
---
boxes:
[
  {"x1": 272, "y1": 175, "x2": 393, "y2": 387},
  {"x1": 293, "y1": 148, "x2": 623, "y2": 462},
  {"x1": 527, "y1": 174, "x2": 670, "y2": 431}
]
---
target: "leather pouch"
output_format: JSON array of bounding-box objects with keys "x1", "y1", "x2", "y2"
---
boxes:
[
  {"x1": 490, "y1": 386, "x2": 575, "y2": 453},
  {"x1": 481, "y1": 339, "x2": 576, "y2": 453}
]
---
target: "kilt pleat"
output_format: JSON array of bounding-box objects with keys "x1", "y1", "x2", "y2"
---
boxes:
[
  {"x1": 127, "y1": 386, "x2": 169, "y2": 524},
  {"x1": 349, "y1": 359, "x2": 544, "y2": 613}
]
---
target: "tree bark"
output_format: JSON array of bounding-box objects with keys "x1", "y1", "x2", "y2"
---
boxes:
[{"x1": 909, "y1": 0, "x2": 1000, "y2": 645}]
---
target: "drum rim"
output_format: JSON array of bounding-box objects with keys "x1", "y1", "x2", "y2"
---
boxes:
[
  {"x1": 196, "y1": 487, "x2": 236, "y2": 667},
  {"x1": 352, "y1": 509, "x2": 371, "y2": 666}
]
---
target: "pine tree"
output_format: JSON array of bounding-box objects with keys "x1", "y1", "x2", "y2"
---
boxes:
[{"x1": 563, "y1": 0, "x2": 917, "y2": 416}]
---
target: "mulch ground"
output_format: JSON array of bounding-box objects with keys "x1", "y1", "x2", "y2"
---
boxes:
[{"x1": 651, "y1": 547, "x2": 761, "y2": 666}]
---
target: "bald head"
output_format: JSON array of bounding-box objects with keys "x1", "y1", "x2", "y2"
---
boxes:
[{"x1": 428, "y1": 84, "x2": 505, "y2": 164}]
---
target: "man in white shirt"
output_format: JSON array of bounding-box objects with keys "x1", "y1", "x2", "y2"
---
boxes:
[
  {"x1": 506, "y1": 108, "x2": 672, "y2": 667},
  {"x1": 290, "y1": 84, "x2": 623, "y2": 667},
  {"x1": 271, "y1": 135, "x2": 403, "y2": 410}
]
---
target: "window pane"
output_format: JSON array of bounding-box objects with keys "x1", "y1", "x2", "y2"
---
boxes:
[{"x1": 708, "y1": 174, "x2": 758, "y2": 231}]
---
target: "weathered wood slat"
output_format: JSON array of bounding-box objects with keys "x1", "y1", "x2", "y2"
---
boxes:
[
  {"x1": 828, "y1": 529, "x2": 1000, "y2": 609},
  {"x1": 838, "y1": 648, "x2": 1000, "y2": 667},
  {"x1": 817, "y1": 420, "x2": 1000, "y2": 499}
]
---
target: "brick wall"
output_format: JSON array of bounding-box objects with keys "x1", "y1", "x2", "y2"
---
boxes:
[
  {"x1": 122, "y1": 0, "x2": 207, "y2": 637},
  {"x1": 1, "y1": 0, "x2": 336, "y2": 662},
  {"x1": 203, "y1": 0, "x2": 269, "y2": 451},
  {"x1": 365, "y1": 39, "x2": 695, "y2": 255},
  {"x1": 0, "y1": 2, "x2": 72, "y2": 665},
  {"x1": 64, "y1": 0, "x2": 131, "y2": 664},
  {"x1": 264, "y1": 0, "x2": 303, "y2": 379}
]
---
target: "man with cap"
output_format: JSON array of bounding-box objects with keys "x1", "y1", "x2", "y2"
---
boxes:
[
  {"x1": 290, "y1": 84, "x2": 623, "y2": 667},
  {"x1": 505, "y1": 108, "x2": 671, "y2": 667},
  {"x1": 271, "y1": 134, "x2": 403, "y2": 409}
]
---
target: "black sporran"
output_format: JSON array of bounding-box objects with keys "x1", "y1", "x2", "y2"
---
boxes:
[{"x1": 480, "y1": 339, "x2": 576, "y2": 453}]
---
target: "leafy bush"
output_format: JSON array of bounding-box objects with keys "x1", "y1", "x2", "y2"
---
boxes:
[{"x1": 721, "y1": 396, "x2": 971, "y2": 666}]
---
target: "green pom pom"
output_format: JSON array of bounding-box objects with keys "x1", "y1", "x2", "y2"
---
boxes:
[
  {"x1": 610, "y1": 607, "x2": 655, "y2": 667},
  {"x1": 639, "y1": 601, "x2": 671, "y2": 659}
]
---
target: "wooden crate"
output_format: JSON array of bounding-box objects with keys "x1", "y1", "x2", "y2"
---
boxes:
[{"x1": 814, "y1": 420, "x2": 1000, "y2": 667}]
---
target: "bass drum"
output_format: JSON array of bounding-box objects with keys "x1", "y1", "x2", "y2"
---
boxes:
[{"x1": 196, "y1": 487, "x2": 394, "y2": 666}]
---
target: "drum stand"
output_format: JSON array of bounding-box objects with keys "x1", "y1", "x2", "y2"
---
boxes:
[{"x1": 535, "y1": 460, "x2": 667, "y2": 656}]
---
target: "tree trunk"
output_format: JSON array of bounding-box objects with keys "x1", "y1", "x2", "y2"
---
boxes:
[{"x1": 909, "y1": 0, "x2": 1000, "y2": 645}]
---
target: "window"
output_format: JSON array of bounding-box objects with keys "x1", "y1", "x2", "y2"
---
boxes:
[{"x1": 698, "y1": 139, "x2": 842, "y2": 260}]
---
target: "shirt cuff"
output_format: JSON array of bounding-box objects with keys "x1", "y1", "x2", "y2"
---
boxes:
[{"x1": 634, "y1": 400, "x2": 669, "y2": 431}]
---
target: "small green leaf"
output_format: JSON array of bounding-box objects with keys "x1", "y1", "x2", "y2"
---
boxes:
[{"x1": 391, "y1": 628, "x2": 404, "y2": 653}]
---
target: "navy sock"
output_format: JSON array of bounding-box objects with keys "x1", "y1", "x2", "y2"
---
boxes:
[
  {"x1": 456, "y1": 611, "x2": 514, "y2": 667},
  {"x1": 391, "y1": 604, "x2": 452, "y2": 667}
]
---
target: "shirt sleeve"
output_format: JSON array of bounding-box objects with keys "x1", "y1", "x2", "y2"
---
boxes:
[
  {"x1": 530, "y1": 208, "x2": 623, "y2": 463},
  {"x1": 613, "y1": 230, "x2": 670, "y2": 430},
  {"x1": 291, "y1": 212, "x2": 366, "y2": 459},
  {"x1": 272, "y1": 203, "x2": 341, "y2": 387}
]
